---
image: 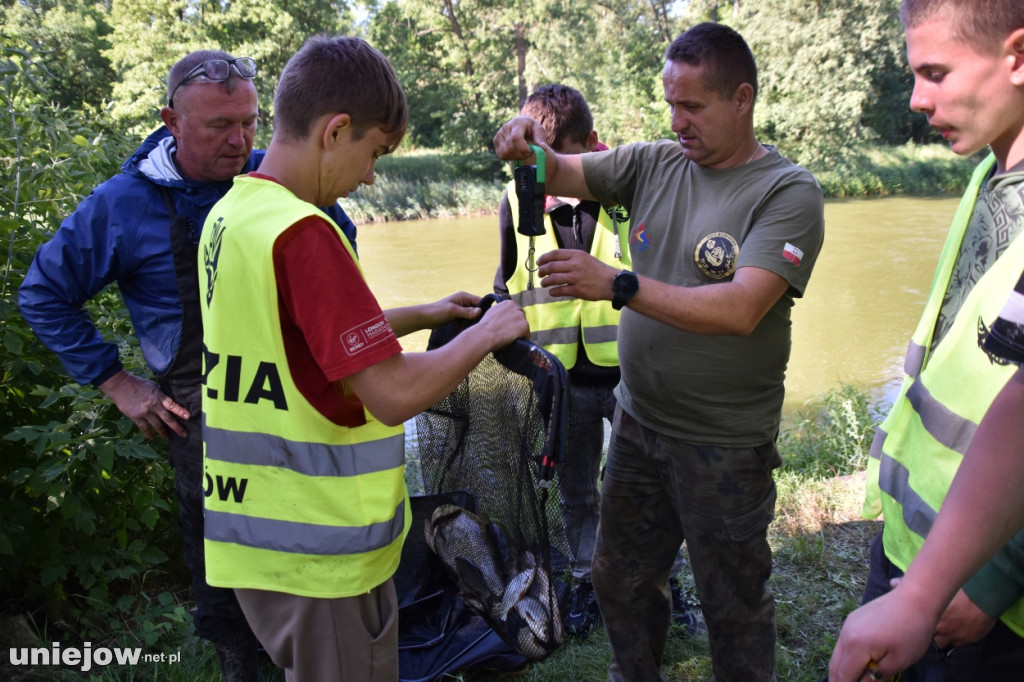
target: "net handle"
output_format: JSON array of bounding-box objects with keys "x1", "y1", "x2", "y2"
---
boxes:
[{"x1": 479, "y1": 293, "x2": 508, "y2": 313}]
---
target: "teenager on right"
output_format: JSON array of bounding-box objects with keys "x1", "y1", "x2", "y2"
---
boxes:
[{"x1": 830, "y1": 1, "x2": 1024, "y2": 680}]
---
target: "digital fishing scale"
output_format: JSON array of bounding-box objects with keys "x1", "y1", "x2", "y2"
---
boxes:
[{"x1": 514, "y1": 144, "x2": 546, "y2": 290}]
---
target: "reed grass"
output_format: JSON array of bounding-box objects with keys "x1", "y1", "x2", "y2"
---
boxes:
[
  {"x1": 342, "y1": 149, "x2": 506, "y2": 223},
  {"x1": 809, "y1": 144, "x2": 980, "y2": 199}
]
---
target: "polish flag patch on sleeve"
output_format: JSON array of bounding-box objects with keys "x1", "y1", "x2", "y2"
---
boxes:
[{"x1": 782, "y1": 242, "x2": 804, "y2": 267}]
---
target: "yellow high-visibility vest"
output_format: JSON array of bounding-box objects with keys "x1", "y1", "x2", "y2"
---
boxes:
[
  {"x1": 198, "y1": 175, "x2": 408, "y2": 598},
  {"x1": 505, "y1": 183, "x2": 630, "y2": 368},
  {"x1": 864, "y1": 154, "x2": 1024, "y2": 634}
]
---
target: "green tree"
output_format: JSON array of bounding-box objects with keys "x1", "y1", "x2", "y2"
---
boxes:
[
  {"x1": 104, "y1": 0, "x2": 203, "y2": 133},
  {"x1": 104, "y1": 0, "x2": 354, "y2": 144},
  {"x1": 198, "y1": 0, "x2": 354, "y2": 134},
  {"x1": 366, "y1": 0, "x2": 462, "y2": 149},
  {"x1": 1, "y1": 37, "x2": 185, "y2": 643},
  {"x1": 368, "y1": 0, "x2": 677, "y2": 153},
  {"x1": 514, "y1": 0, "x2": 673, "y2": 146},
  {"x1": 735, "y1": 0, "x2": 922, "y2": 163},
  {"x1": 576, "y1": 1, "x2": 677, "y2": 145},
  {"x1": 366, "y1": 0, "x2": 522, "y2": 153},
  {"x1": 1, "y1": 0, "x2": 116, "y2": 111}
]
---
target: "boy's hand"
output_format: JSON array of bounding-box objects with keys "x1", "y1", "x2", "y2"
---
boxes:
[
  {"x1": 387, "y1": 292, "x2": 483, "y2": 335},
  {"x1": 828, "y1": 581, "x2": 941, "y2": 682},
  {"x1": 429, "y1": 291, "x2": 484, "y2": 327},
  {"x1": 476, "y1": 299, "x2": 530, "y2": 349}
]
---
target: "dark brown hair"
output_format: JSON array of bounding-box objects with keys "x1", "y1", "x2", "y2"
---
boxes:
[
  {"x1": 900, "y1": 0, "x2": 1024, "y2": 55},
  {"x1": 273, "y1": 35, "x2": 407, "y2": 146},
  {"x1": 665, "y1": 22, "x2": 758, "y2": 103},
  {"x1": 520, "y1": 84, "x2": 593, "y2": 151}
]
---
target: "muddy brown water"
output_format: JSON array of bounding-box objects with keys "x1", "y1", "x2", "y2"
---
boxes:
[{"x1": 355, "y1": 194, "x2": 961, "y2": 416}]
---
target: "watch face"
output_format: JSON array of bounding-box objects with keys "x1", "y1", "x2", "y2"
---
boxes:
[
  {"x1": 612, "y1": 271, "x2": 638, "y2": 310},
  {"x1": 614, "y1": 271, "x2": 638, "y2": 298}
]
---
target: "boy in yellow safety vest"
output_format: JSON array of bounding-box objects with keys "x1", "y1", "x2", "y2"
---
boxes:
[{"x1": 198, "y1": 35, "x2": 528, "y2": 682}]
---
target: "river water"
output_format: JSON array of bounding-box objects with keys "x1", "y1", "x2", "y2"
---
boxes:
[{"x1": 355, "y1": 194, "x2": 962, "y2": 416}]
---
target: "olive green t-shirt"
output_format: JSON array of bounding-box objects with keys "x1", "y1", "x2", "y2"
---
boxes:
[{"x1": 582, "y1": 140, "x2": 825, "y2": 445}]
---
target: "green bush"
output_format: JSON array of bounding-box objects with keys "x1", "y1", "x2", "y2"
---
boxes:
[
  {"x1": 343, "y1": 142, "x2": 978, "y2": 223},
  {"x1": 807, "y1": 143, "x2": 979, "y2": 198},
  {"x1": 1, "y1": 42, "x2": 184, "y2": 648},
  {"x1": 779, "y1": 384, "x2": 887, "y2": 479},
  {"x1": 376, "y1": 148, "x2": 507, "y2": 183}
]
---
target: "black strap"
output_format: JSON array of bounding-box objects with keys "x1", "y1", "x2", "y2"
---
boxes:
[{"x1": 157, "y1": 187, "x2": 204, "y2": 397}]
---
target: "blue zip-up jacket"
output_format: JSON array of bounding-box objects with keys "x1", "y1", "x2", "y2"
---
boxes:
[{"x1": 18, "y1": 126, "x2": 358, "y2": 387}]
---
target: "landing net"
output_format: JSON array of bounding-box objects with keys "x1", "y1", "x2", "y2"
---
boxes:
[{"x1": 412, "y1": 311, "x2": 572, "y2": 661}]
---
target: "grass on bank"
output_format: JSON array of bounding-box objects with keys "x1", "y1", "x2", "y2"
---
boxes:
[
  {"x1": 811, "y1": 143, "x2": 980, "y2": 199},
  {"x1": 342, "y1": 143, "x2": 977, "y2": 223},
  {"x1": 3, "y1": 383, "x2": 885, "y2": 682},
  {"x1": 342, "y1": 148, "x2": 507, "y2": 223}
]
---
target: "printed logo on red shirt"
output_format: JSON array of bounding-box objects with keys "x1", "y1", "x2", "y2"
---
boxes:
[{"x1": 341, "y1": 314, "x2": 395, "y2": 356}]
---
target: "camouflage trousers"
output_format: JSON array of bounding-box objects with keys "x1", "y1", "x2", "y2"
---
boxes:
[
  {"x1": 561, "y1": 383, "x2": 687, "y2": 581},
  {"x1": 592, "y1": 407, "x2": 780, "y2": 682}
]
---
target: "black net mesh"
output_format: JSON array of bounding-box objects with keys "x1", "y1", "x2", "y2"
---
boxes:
[
  {"x1": 395, "y1": 490, "x2": 478, "y2": 611},
  {"x1": 412, "y1": 308, "x2": 574, "y2": 661}
]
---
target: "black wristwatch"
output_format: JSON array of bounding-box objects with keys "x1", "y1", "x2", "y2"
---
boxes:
[{"x1": 611, "y1": 270, "x2": 639, "y2": 310}]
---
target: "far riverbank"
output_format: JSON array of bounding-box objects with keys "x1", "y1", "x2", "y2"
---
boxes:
[{"x1": 342, "y1": 143, "x2": 979, "y2": 224}]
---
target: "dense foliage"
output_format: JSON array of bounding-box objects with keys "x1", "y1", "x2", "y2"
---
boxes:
[
  {"x1": 0, "y1": 38, "x2": 193, "y2": 649},
  {"x1": 5, "y1": 0, "x2": 935, "y2": 156}
]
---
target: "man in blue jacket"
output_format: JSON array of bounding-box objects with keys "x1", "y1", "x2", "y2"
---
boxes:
[{"x1": 18, "y1": 49, "x2": 355, "y2": 682}]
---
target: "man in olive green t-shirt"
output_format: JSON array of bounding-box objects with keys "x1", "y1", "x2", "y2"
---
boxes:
[{"x1": 493, "y1": 22, "x2": 824, "y2": 682}]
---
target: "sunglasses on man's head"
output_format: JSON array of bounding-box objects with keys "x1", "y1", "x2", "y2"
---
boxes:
[{"x1": 168, "y1": 57, "x2": 258, "y2": 107}]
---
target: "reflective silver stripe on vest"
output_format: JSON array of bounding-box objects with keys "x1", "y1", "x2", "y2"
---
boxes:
[
  {"x1": 203, "y1": 418, "x2": 405, "y2": 477},
  {"x1": 875, "y1": 377, "x2": 979, "y2": 538},
  {"x1": 877, "y1": 451, "x2": 936, "y2": 537},
  {"x1": 903, "y1": 341, "x2": 926, "y2": 379},
  {"x1": 904, "y1": 379, "x2": 978, "y2": 456},
  {"x1": 510, "y1": 287, "x2": 570, "y2": 308},
  {"x1": 206, "y1": 500, "x2": 406, "y2": 556},
  {"x1": 582, "y1": 324, "x2": 618, "y2": 345},
  {"x1": 531, "y1": 327, "x2": 580, "y2": 347}
]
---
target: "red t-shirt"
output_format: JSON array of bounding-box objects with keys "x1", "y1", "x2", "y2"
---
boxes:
[{"x1": 272, "y1": 213, "x2": 402, "y2": 427}]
